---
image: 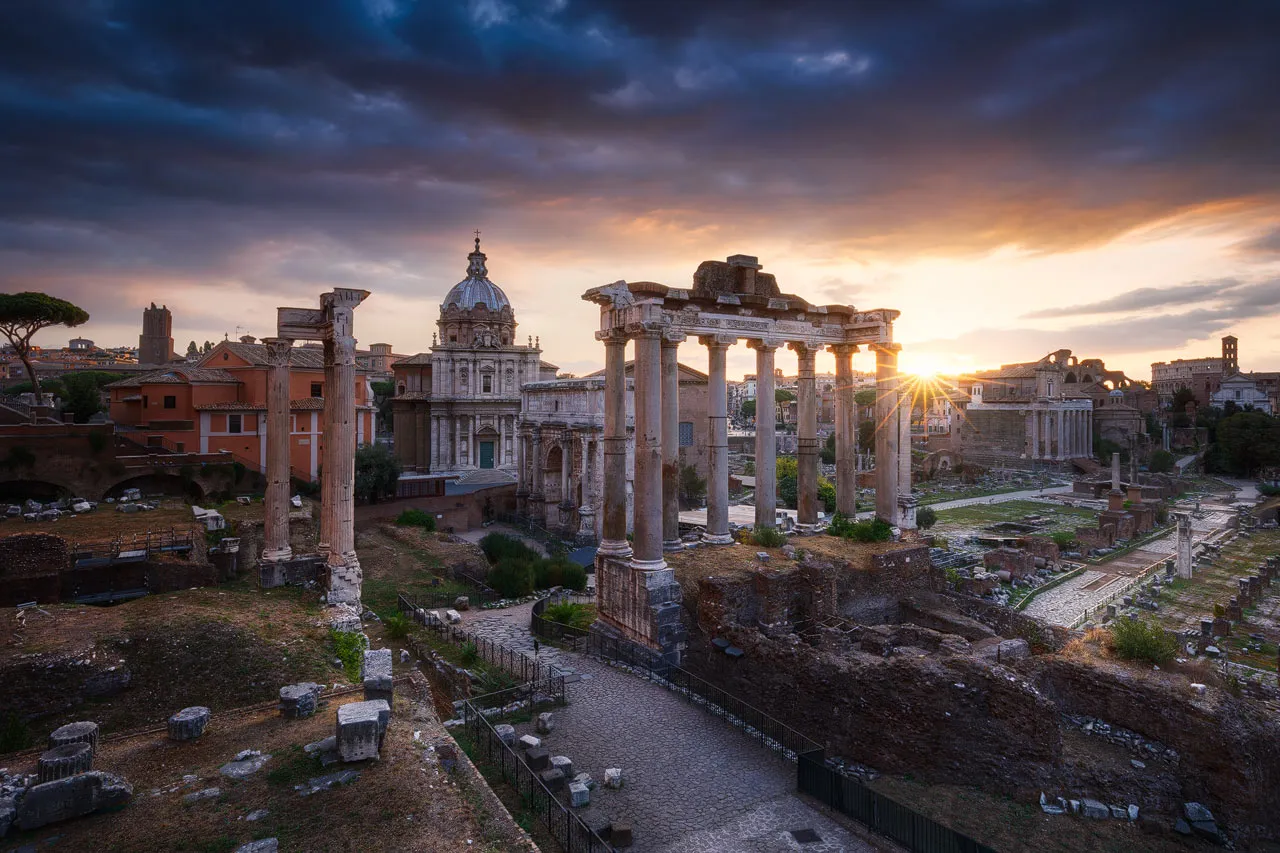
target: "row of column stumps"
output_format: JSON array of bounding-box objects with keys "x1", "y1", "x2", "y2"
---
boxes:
[{"x1": 261, "y1": 288, "x2": 370, "y2": 611}]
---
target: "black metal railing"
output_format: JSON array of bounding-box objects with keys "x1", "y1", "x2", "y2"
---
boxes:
[
  {"x1": 530, "y1": 593, "x2": 596, "y2": 650},
  {"x1": 461, "y1": 688, "x2": 613, "y2": 852},
  {"x1": 398, "y1": 593, "x2": 564, "y2": 691},
  {"x1": 799, "y1": 750, "x2": 996, "y2": 853},
  {"x1": 587, "y1": 631, "x2": 996, "y2": 853}
]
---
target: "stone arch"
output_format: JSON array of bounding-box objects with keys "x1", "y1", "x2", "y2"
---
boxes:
[
  {"x1": 1064, "y1": 371, "x2": 1077, "y2": 383},
  {"x1": 1081, "y1": 373, "x2": 1094, "y2": 383},
  {"x1": 104, "y1": 473, "x2": 205, "y2": 502},
  {"x1": 0, "y1": 478, "x2": 75, "y2": 503},
  {"x1": 543, "y1": 444, "x2": 563, "y2": 504}
]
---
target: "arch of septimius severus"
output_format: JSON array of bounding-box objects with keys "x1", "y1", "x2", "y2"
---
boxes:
[{"x1": 583, "y1": 255, "x2": 910, "y2": 661}]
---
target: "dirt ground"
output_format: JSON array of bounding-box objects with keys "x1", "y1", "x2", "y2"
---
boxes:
[
  {"x1": 352, "y1": 523, "x2": 488, "y2": 618},
  {"x1": 0, "y1": 495, "x2": 276, "y2": 543},
  {"x1": 1, "y1": 680, "x2": 518, "y2": 853}
]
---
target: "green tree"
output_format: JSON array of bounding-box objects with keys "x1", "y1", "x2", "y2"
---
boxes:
[
  {"x1": 186, "y1": 341, "x2": 199, "y2": 358},
  {"x1": 61, "y1": 371, "x2": 126, "y2": 423},
  {"x1": 1170, "y1": 386, "x2": 1197, "y2": 412},
  {"x1": 0, "y1": 293, "x2": 90, "y2": 405},
  {"x1": 855, "y1": 388, "x2": 878, "y2": 410},
  {"x1": 820, "y1": 432, "x2": 836, "y2": 464},
  {"x1": 916, "y1": 506, "x2": 938, "y2": 530},
  {"x1": 1212, "y1": 411, "x2": 1280, "y2": 476},
  {"x1": 1148, "y1": 449, "x2": 1175, "y2": 474},
  {"x1": 678, "y1": 462, "x2": 706, "y2": 510},
  {"x1": 858, "y1": 419, "x2": 876, "y2": 452},
  {"x1": 740, "y1": 399, "x2": 756, "y2": 419},
  {"x1": 354, "y1": 443, "x2": 401, "y2": 503},
  {"x1": 775, "y1": 456, "x2": 835, "y2": 512},
  {"x1": 370, "y1": 380, "x2": 395, "y2": 428},
  {"x1": 775, "y1": 388, "x2": 796, "y2": 403}
]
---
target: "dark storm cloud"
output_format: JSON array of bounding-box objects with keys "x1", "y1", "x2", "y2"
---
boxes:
[{"x1": 2, "y1": 0, "x2": 1280, "y2": 308}]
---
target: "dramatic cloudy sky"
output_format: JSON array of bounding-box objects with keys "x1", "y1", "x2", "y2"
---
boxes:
[{"x1": 4, "y1": 0, "x2": 1279, "y2": 380}]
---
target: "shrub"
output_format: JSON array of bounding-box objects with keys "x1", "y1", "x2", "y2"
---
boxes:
[
  {"x1": 330, "y1": 629, "x2": 368, "y2": 683},
  {"x1": 459, "y1": 641, "x2": 479, "y2": 666},
  {"x1": 561, "y1": 562, "x2": 588, "y2": 592},
  {"x1": 395, "y1": 508, "x2": 436, "y2": 531},
  {"x1": 488, "y1": 557, "x2": 535, "y2": 598},
  {"x1": 1148, "y1": 449, "x2": 1176, "y2": 474},
  {"x1": 1259, "y1": 483, "x2": 1280, "y2": 497},
  {"x1": 479, "y1": 533, "x2": 539, "y2": 565},
  {"x1": 830, "y1": 517, "x2": 892, "y2": 542},
  {"x1": 383, "y1": 614, "x2": 410, "y2": 640},
  {"x1": 1051, "y1": 531, "x2": 1078, "y2": 550},
  {"x1": 751, "y1": 525, "x2": 788, "y2": 548},
  {"x1": 827, "y1": 512, "x2": 856, "y2": 538},
  {"x1": 916, "y1": 506, "x2": 938, "y2": 530},
  {"x1": 1109, "y1": 618, "x2": 1179, "y2": 665},
  {"x1": 542, "y1": 601, "x2": 595, "y2": 630}
]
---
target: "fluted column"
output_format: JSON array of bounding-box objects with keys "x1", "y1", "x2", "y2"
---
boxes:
[
  {"x1": 873, "y1": 343, "x2": 901, "y2": 525},
  {"x1": 830, "y1": 344, "x2": 858, "y2": 517},
  {"x1": 632, "y1": 327, "x2": 666, "y2": 568},
  {"x1": 318, "y1": 336, "x2": 336, "y2": 554},
  {"x1": 598, "y1": 331, "x2": 631, "y2": 557},
  {"x1": 262, "y1": 337, "x2": 293, "y2": 563},
  {"x1": 700, "y1": 335, "x2": 734, "y2": 545},
  {"x1": 326, "y1": 300, "x2": 361, "y2": 606},
  {"x1": 661, "y1": 333, "x2": 684, "y2": 551},
  {"x1": 750, "y1": 340, "x2": 780, "y2": 529},
  {"x1": 791, "y1": 342, "x2": 818, "y2": 527}
]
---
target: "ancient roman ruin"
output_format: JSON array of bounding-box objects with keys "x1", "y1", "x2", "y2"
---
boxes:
[
  {"x1": 582, "y1": 255, "x2": 908, "y2": 657},
  {"x1": 261, "y1": 288, "x2": 370, "y2": 615}
]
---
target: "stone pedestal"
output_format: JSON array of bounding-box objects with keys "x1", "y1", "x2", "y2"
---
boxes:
[
  {"x1": 361, "y1": 648, "x2": 394, "y2": 702},
  {"x1": 279, "y1": 683, "x2": 323, "y2": 719},
  {"x1": 593, "y1": 553, "x2": 685, "y2": 662},
  {"x1": 337, "y1": 699, "x2": 390, "y2": 762},
  {"x1": 48, "y1": 721, "x2": 99, "y2": 754}
]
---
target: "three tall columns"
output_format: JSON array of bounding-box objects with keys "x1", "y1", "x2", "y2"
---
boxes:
[{"x1": 750, "y1": 340, "x2": 780, "y2": 529}]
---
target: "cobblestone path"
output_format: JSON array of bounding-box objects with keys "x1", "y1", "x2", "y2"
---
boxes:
[{"x1": 460, "y1": 605, "x2": 882, "y2": 853}]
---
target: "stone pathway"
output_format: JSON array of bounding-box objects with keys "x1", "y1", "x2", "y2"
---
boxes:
[{"x1": 459, "y1": 606, "x2": 883, "y2": 853}]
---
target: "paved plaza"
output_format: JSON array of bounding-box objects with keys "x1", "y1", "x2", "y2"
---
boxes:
[{"x1": 459, "y1": 605, "x2": 883, "y2": 853}]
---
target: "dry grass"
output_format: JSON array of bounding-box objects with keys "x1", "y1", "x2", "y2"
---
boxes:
[{"x1": 0, "y1": 688, "x2": 500, "y2": 853}]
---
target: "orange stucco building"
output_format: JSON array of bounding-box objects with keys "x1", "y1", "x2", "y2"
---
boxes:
[{"x1": 107, "y1": 340, "x2": 376, "y2": 481}]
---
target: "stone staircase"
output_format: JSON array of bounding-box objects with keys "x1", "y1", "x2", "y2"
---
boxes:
[
  {"x1": 1071, "y1": 457, "x2": 1103, "y2": 476},
  {"x1": 453, "y1": 468, "x2": 518, "y2": 486}
]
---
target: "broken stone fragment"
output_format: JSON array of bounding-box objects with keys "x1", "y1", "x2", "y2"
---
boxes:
[
  {"x1": 220, "y1": 752, "x2": 271, "y2": 780},
  {"x1": 550, "y1": 756, "x2": 574, "y2": 778},
  {"x1": 494, "y1": 724, "x2": 517, "y2": 745},
  {"x1": 48, "y1": 721, "x2": 100, "y2": 755},
  {"x1": 535, "y1": 712, "x2": 555, "y2": 734},
  {"x1": 518, "y1": 735, "x2": 541, "y2": 750},
  {"x1": 604, "y1": 768, "x2": 623, "y2": 789},
  {"x1": 167, "y1": 707, "x2": 211, "y2": 741},
  {"x1": 337, "y1": 699, "x2": 390, "y2": 763},
  {"x1": 569, "y1": 781, "x2": 590, "y2": 807},
  {"x1": 234, "y1": 839, "x2": 278, "y2": 852},
  {"x1": 183, "y1": 787, "x2": 221, "y2": 804},
  {"x1": 36, "y1": 743, "x2": 94, "y2": 784},
  {"x1": 15, "y1": 771, "x2": 133, "y2": 832}
]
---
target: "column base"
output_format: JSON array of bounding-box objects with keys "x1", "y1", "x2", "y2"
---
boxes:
[
  {"x1": 630, "y1": 556, "x2": 668, "y2": 573},
  {"x1": 662, "y1": 538, "x2": 685, "y2": 553},
  {"x1": 896, "y1": 494, "x2": 919, "y2": 531},
  {"x1": 326, "y1": 553, "x2": 363, "y2": 608},
  {"x1": 597, "y1": 539, "x2": 633, "y2": 558},
  {"x1": 701, "y1": 532, "x2": 735, "y2": 546},
  {"x1": 261, "y1": 546, "x2": 293, "y2": 564}
]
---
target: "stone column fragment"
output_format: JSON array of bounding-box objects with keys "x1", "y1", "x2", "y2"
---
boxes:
[
  {"x1": 325, "y1": 293, "x2": 363, "y2": 607},
  {"x1": 37, "y1": 743, "x2": 93, "y2": 783},
  {"x1": 48, "y1": 721, "x2": 99, "y2": 755}
]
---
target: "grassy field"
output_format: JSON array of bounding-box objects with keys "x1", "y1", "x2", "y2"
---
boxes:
[{"x1": 933, "y1": 499, "x2": 1099, "y2": 535}]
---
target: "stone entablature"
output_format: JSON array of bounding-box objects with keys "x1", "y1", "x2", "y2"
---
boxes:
[{"x1": 581, "y1": 255, "x2": 904, "y2": 660}]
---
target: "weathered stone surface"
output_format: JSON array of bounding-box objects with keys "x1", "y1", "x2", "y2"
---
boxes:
[
  {"x1": 494, "y1": 724, "x2": 517, "y2": 745},
  {"x1": 15, "y1": 771, "x2": 133, "y2": 831},
  {"x1": 453, "y1": 596, "x2": 470, "y2": 611},
  {"x1": 525, "y1": 748, "x2": 550, "y2": 772},
  {"x1": 604, "y1": 767, "x2": 623, "y2": 789},
  {"x1": 0, "y1": 796, "x2": 14, "y2": 839},
  {"x1": 279, "y1": 683, "x2": 323, "y2": 719},
  {"x1": 219, "y1": 751, "x2": 271, "y2": 779},
  {"x1": 48, "y1": 721, "x2": 99, "y2": 754},
  {"x1": 337, "y1": 699, "x2": 390, "y2": 762},
  {"x1": 445, "y1": 609, "x2": 463, "y2": 624},
  {"x1": 361, "y1": 648, "x2": 394, "y2": 702},
  {"x1": 569, "y1": 781, "x2": 590, "y2": 807},
  {"x1": 167, "y1": 707, "x2": 211, "y2": 741},
  {"x1": 538, "y1": 768, "x2": 565, "y2": 791},
  {"x1": 517, "y1": 734, "x2": 541, "y2": 750},
  {"x1": 296, "y1": 770, "x2": 360, "y2": 796},
  {"x1": 611, "y1": 821, "x2": 634, "y2": 848},
  {"x1": 234, "y1": 839, "x2": 278, "y2": 852},
  {"x1": 183, "y1": 787, "x2": 221, "y2": 804},
  {"x1": 550, "y1": 755, "x2": 574, "y2": 778},
  {"x1": 37, "y1": 743, "x2": 93, "y2": 783},
  {"x1": 535, "y1": 711, "x2": 555, "y2": 734},
  {"x1": 1081, "y1": 799, "x2": 1109, "y2": 819},
  {"x1": 246, "y1": 808, "x2": 270, "y2": 821}
]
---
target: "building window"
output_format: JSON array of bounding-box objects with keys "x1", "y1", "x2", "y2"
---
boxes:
[
  {"x1": 175, "y1": 442, "x2": 185, "y2": 453},
  {"x1": 163, "y1": 395, "x2": 176, "y2": 409},
  {"x1": 679, "y1": 422, "x2": 694, "y2": 447},
  {"x1": 142, "y1": 395, "x2": 149, "y2": 408},
  {"x1": 228, "y1": 414, "x2": 242, "y2": 434},
  {"x1": 311, "y1": 382, "x2": 322, "y2": 398},
  {"x1": 482, "y1": 374, "x2": 492, "y2": 393}
]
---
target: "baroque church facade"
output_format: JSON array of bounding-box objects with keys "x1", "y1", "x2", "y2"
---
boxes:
[{"x1": 392, "y1": 237, "x2": 557, "y2": 480}]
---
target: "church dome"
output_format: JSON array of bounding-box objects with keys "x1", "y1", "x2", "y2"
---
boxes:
[{"x1": 442, "y1": 236, "x2": 511, "y2": 313}]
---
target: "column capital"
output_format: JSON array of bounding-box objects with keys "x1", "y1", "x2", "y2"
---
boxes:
[
  {"x1": 263, "y1": 337, "x2": 294, "y2": 367},
  {"x1": 787, "y1": 340, "x2": 821, "y2": 358},
  {"x1": 595, "y1": 328, "x2": 630, "y2": 345},
  {"x1": 868, "y1": 341, "x2": 902, "y2": 356},
  {"x1": 661, "y1": 330, "x2": 687, "y2": 346},
  {"x1": 626, "y1": 321, "x2": 667, "y2": 340},
  {"x1": 698, "y1": 334, "x2": 737, "y2": 350},
  {"x1": 746, "y1": 337, "x2": 784, "y2": 352},
  {"x1": 827, "y1": 343, "x2": 861, "y2": 357}
]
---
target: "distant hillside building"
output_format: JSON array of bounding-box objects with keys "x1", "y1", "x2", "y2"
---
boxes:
[{"x1": 139, "y1": 303, "x2": 176, "y2": 366}]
